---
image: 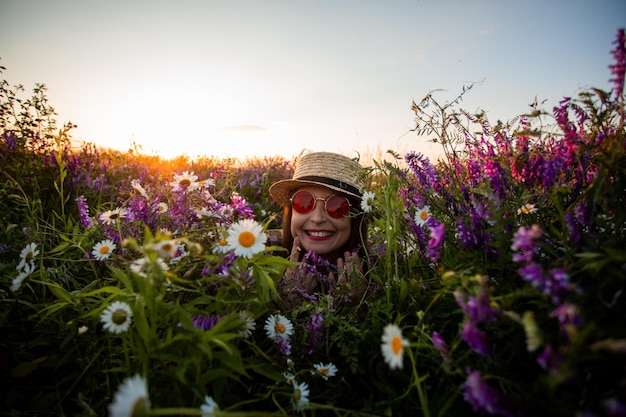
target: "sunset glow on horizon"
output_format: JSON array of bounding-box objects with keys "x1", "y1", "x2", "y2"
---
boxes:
[{"x1": 1, "y1": 0, "x2": 624, "y2": 162}]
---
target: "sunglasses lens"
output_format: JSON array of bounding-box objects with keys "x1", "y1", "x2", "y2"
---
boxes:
[
  {"x1": 291, "y1": 190, "x2": 315, "y2": 214},
  {"x1": 326, "y1": 195, "x2": 351, "y2": 218}
]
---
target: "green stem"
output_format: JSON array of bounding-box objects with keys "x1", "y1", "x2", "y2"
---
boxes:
[{"x1": 408, "y1": 348, "x2": 430, "y2": 417}]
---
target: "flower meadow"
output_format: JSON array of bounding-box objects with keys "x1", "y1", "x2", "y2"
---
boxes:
[{"x1": 1, "y1": 30, "x2": 625, "y2": 417}]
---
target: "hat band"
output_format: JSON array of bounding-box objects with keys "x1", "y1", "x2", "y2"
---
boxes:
[{"x1": 297, "y1": 175, "x2": 360, "y2": 197}]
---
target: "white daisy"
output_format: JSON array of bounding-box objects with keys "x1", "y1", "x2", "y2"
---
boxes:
[
  {"x1": 193, "y1": 177, "x2": 216, "y2": 192},
  {"x1": 264, "y1": 314, "x2": 294, "y2": 342},
  {"x1": 517, "y1": 203, "x2": 538, "y2": 215},
  {"x1": 17, "y1": 242, "x2": 39, "y2": 272},
  {"x1": 108, "y1": 374, "x2": 151, "y2": 417},
  {"x1": 130, "y1": 179, "x2": 149, "y2": 198},
  {"x1": 237, "y1": 311, "x2": 256, "y2": 339},
  {"x1": 225, "y1": 219, "x2": 267, "y2": 259},
  {"x1": 11, "y1": 270, "x2": 30, "y2": 292},
  {"x1": 312, "y1": 362, "x2": 338, "y2": 380},
  {"x1": 283, "y1": 371, "x2": 296, "y2": 385},
  {"x1": 152, "y1": 239, "x2": 178, "y2": 258},
  {"x1": 195, "y1": 207, "x2": 218, "y2": 219},
  {"x1": 360, "y1": 191, "x2": 376, "y2": 213},
  {"x1": 213, "y1": 235, "x2": 231, "y2": 254},
  {"x1": 92, "y1": 239, "x2": 116, "y2": 261},
  {"x1": 154, "y1": 202, "x2": 168, "y2": 214},
  {"x1": 292, "y1": 381, "x2": 310, "y2": 412},
  {"x1": 414, "y1": 206, "x2": 431, "y2": 226},
  {"x1": 99, "y1": 207, "x2": 128, "y2": 225},
  {"x1": 100, "y1": 301, "x2": 133, "y2": 334},
  {"x1": 381, "y1": 324, "x2": 409, "y2": 370},
  {"x1": 200, "y1": 395, "x2": 219, "y2": 417},
  {"x1": 130, "y1": 256, "x2": 169, "y2": 278},
  {"x1": 169, "y1": 171, "x2": 199, "y2": 191}
]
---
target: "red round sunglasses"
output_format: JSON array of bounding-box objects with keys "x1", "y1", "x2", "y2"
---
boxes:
[{"x1": 290, "y1": 190, "x2": 352, "y2": 219}]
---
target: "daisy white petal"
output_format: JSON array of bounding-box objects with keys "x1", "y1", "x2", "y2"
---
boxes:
[
  {"x1": 225, "y1": 219, "x2": 267, "y2": 259},
  {"x1": 108, "y1": 374, "x2": 151, "y2": 417},
  {"x1": 100, "y1": 301, "x2": 133, "y2": 334},
  {"x1": 292, "y1": 381, "x2": 310, "y2": 411},
  {"x1": 92, "y1": 239, "x2": 117, "y2": 261},
  {"x1": 130, "y1": 256, "x2": 169, "y2": 278},
  {"x1": 517, "y1": 203, "x2": 538, "y2": 215},
  {"x1": 312, "y1": 362, "x2": 338, "y2": 380},
  {"x1": 17, "y1": 242, "x2": 39, "y2": 271},
  {"x1": 169, "y1": 171, "x2": 199, "y2": 191},
  {"x1": 200, "y1": 395, "x2": 219, "y2": 417},
  {"x1": 237, "y1": 311, "x2": 256, "y2": 339},
  {"x1": 414, "y1": 206, "x2": 431, "y2": 226},
  {"x1": 152, "y1": 239, "x2": 178, "y2": 258},
  {"x1": 130, "y1": 179, "x2": 149, "y2": 198},
  {"x1": 99, "y1": 207, "x2": 128, "y2": 225},
  {"x1": 154, "y1": 202, "x2": 169, "y2": 214},
  {"x1": 381, "y1": 324, "x2": 409, "y2": 370},
  {"x1": 11, "y1": 270, "x2": 30, "y2": 292},
  {"x1": 264, "y1": 314, "x2": 294, "y2": 341},
  {"x1": 360, "y1": 191, "x2": 376, "y2": 213}
]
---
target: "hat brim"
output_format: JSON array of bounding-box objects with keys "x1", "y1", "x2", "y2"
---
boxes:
[{"x1": 269, "y1": 179, "x2": 362, "y2": 208}]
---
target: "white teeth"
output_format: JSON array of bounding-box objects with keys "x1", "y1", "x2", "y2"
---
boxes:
[{"x1": 308, "y1": 231, "x2": 332, "y2": 238}]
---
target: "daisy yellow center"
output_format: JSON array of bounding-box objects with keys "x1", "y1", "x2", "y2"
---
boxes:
[
  {"x1": 112, "y1": 309, "x2": 128, "y2": 325},
  {"x1": 219, "y1": 239, "x2": 228, "y2": 246},
  {"x1": 319, "y1": 368, "x2": 329, "y2": 376},
  {"x1": 158, "y1": 205, "x2": 165, "y2": 212},
  {"x1": 99, "y1": 246, "x2": 110, "y2": 255},
  {"x1": 419, "y1": 211, "x2": 428, "y2": 221},
  {"x1": 161, "y1": 243, "x2": 173, "y2": 252},
  {"x1": 179, "y1": 179, "x2": 191, "y2": 186},
  {"x1": 391, "y1": 336, "x2": 403, "y2": 355},
  {"x1": 25, "y1": 252, "x2": 34, "y2": 262},
  {"x1": 132, "y1": 397, "x2": 150, "y2": 416},
  {"x1": 110, "y1": 213, "x2": 120, "y2": 220},
  {"x1": 275, "y1": 322, "x2": 286, "y2": 334},
  {"x1": 238, "y1": 231, "x2": 256, "y2": 248}
]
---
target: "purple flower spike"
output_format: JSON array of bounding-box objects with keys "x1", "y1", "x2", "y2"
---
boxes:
[{"x1": 462, "y1": 369, "x2": 519, "y2": 417}]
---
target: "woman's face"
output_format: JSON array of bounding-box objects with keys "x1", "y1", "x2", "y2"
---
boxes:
[{"x1": 290, "y1": 185, "x2": 352, "y2": 256}]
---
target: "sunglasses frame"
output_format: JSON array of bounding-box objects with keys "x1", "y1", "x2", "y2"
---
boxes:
[{"x1": 289, "y1": 190, "x2": 352, "y2": 219}]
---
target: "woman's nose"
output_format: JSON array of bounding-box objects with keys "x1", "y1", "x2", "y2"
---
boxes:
[{"x1": 309, "y1": 200, "x2": 327, "y2": 222}]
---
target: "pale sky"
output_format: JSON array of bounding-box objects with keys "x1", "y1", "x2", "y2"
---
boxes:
[{"x1": 1, "y1": 0, "x2": 624, "y2": 161}]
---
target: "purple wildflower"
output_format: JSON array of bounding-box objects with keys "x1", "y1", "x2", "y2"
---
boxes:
[
  {"x1": 75, "y1": 195, "x2": 93, "y2": 229},
  {"x1": 432, "y1": 331, "x2": 452, "y2": 363},
  {"x1": 517, "y1": 262, "x2": 545, "y2": 287},
  {"x1": 519, "y1": 263, "x2": 573, "y2": 305},
  {"x1": 426, "y1": 223, "x2": 445, "y2": 262},
  {"x1": 277, "y1": 337, "x2": 292, "y2": 356},
  {"x1": 405, "y1": 151, "x2": 438, "y2": 190},
  {"x1": 462, "y1": 369, "x2": 519, "y2": 417},
  {"x1": 191, "y1": 314, "x2": 223, "y2": 331},
  {"x1": 549, "y1": 302, "x2": 581, "y2": 343},
  {"x1": 229, "y1": 193, "x2": 254, "y2": 219},
  {"x1": 461, "y1": 320, "x2": 493, "y2": 357},
  {"x1": 306, "y1": 312, "x2": 324, "y2": 354},
  {"x1": 536, "y1": 344, "x2": 563, "y2": 375},
  {"x1": 456, "y1": 218, "x2": 481, "y2": 250},
  {"x1": 511, "y1": 225, "x2": 543, "y2": 262},
  {"x1": 454, "y1": 286, "x2": 497, "y2": 325}
]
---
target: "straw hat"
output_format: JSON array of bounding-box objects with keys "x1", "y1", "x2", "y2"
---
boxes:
[{"x1": 269, "y1": 152, "x2": 363, "y2": 207}]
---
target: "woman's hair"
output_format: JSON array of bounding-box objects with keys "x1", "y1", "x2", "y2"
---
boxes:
[{"x1": 280, "y1": 194, "x2": 369, "y2": 264}]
